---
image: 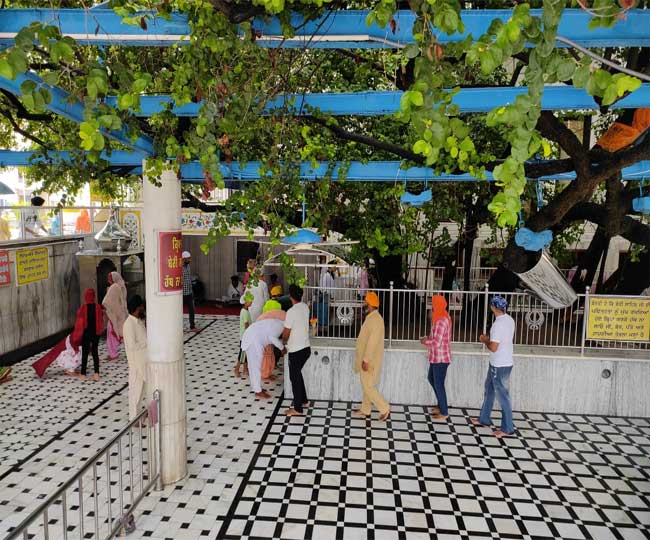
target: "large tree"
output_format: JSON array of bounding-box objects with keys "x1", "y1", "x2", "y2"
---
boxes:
[{"x1": 1, "y1": 0, "x2": 648, "y2": 292}]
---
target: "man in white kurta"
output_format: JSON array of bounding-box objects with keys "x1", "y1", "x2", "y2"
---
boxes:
[
  {"x1": 123, "y1": 296, "x2": 148, "y2": 420},
  {"x1": 245, "y1": 277, "x2": 270, "y2": 321},
  {"x1": 241, "y1": 318, "x2": 284, "y2": 399}
]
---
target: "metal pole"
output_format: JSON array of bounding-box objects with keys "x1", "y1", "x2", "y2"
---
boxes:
[
  {"x1": 388, "y1": 281, "x2": 394, "y2": 348},
  {"x1": 78, "y1": 477, "x2": 84, "y2": 539},
  {"x1": 482, "y1": 283, "x2": 489, "y2": 335},
  {"x1": 154, "y1": 390, "x2": 163, "y2": 490},
  {"x1": 581, "y1": 286, "x2": 590, "y2": 357}
]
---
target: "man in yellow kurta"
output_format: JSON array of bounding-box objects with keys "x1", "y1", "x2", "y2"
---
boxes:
[
  {"x1": 123, "y1": 295, "x2": 148, "y2": 420},
  {"x1": 354, "y1": 292, "x2": 390, "y2": 421}
]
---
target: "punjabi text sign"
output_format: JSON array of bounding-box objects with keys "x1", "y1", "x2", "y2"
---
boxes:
[
  {"x1": 0, "y1": 250, "x2": 10, "y2": 287},
  {"x1": 587, "y1": 297, "x2": 650, "y2": 342},
  {"x1": 15, "y1": 247, "x2": 49, "y2": 286},
  {"x1": 158, "y1": 231, "x2": 183, "y2": 294}
]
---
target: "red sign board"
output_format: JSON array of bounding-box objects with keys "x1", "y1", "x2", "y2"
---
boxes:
[
  {"x1": 158, "y1": 231, "x2": 183, "y2": 294},
  {"x1": 0, "y1": 250, "x2": 10, "y2": 287}
]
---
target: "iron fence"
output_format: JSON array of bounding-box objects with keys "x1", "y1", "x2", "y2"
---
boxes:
[
  {"x1": 304, "y1": 284, "x2": 650, "y2": 355},
  {"x1": 0, "y1": 206, "x2": 110, "y2": 243},
  {"x1": 4, "y1": 391, "x2": 162, "y2": 540}
]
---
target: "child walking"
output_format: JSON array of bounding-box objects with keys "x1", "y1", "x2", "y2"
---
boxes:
[{"x1": 236, "y1": 298, "x2": 252, "y2": 377}]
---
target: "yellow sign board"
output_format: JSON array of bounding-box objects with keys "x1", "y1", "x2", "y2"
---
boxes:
[
  {"x1": 15, "y1": 247, "x2": 49, "y2": 286},
  {"x1": 587, "y1": 297, "x2": 650, "y2": 342}
]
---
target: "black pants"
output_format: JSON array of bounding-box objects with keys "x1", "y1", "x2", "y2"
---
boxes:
[
  {"x1": 289, "y1": 347, "x2": 311, "y2": 413},
  {"x1": 81, "y1": 333, "x2": 100, "y2": 375},
  {"x1": 183, "y1": 294, "x2": 195, "y2": 329}
]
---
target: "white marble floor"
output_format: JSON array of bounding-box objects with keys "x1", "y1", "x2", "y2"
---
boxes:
[{"x1": 1, "y1": 316, "x2": 649, "y2": 540}]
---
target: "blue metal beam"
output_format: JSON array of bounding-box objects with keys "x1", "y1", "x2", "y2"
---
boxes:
[
  {"x1": 0, "y1": 149, "x2": 142, "y2": 167},
  {"x1": 0, "y1": 72, "x2": 154, "y2": 155},
  {"x1": 2, "y1": 150, "x2": 649, "y2": 183},
  {"x1": 104, "y1": 84, "x2": 650, "y2": 117},
  {"x1": 1, "y1": 9, "x2": 649, "y2": 49}
]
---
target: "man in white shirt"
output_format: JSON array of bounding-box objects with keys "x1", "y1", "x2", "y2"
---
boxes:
[
  {"x1": 123, "y1": 295, "x2": 148, "y2": 420},
  {"x1": 224, "y1": 275, "x2": 243, "y2": 304},
  {"x1": 472, "y1": 295, "x2": 516, "y2": 437},
  {"x1": 282, "y1": 285, "x2": 311, "y2": 417},
  {"x1": 244, "y1": 275, "x2": 269, "y2": 321},
  {"x1": 24, "y1": 196, "x2": 48, "y2": 238},
  {"x1": 241, "y1": 317, "x2": 284, "y2": 399}
]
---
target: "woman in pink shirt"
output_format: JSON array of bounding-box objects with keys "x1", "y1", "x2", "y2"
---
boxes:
[{"x1": 420, "y1": 295, "x2": 452, "y2": 421}]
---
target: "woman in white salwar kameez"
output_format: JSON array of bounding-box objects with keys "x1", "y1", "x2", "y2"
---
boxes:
[{"x1": 123, "y1": 295, "x2": 149, "y2": 420}]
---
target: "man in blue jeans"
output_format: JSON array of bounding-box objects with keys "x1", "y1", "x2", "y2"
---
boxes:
[{"x1": 472, "y1": 295, "x2": 516, "y2": 438}]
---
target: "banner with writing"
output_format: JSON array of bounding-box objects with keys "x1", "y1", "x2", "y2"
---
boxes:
[
  {"x1": 0, "y1": 250, "x2": 10, "y2": 287},
  {"x1": 587, "y1": 297, "x2": 650, "y2": 342},
  {"x1": 158, "y1": 231, "x2": 183, "y2": 294},
  {"x1": 16, "y1": 247, "x2": 49, "y2": 286}
]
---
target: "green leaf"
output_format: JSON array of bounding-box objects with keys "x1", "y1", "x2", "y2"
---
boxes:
[
  {"x1": 601, "y1": 84, "x2": 618, "y2": 106},
  {"x1": 413, "y1": 139, "x2": 431, "y2": 156},
  {"x1": 613, "y1": 74, "x2": 641, "y2": 96},
  {"x1": 117, "y1": 93, "x2": 134, "y2": 110},
  {"x1": 8, "y1": 48, "x2": 28, "y2": 74},
  {"x1": 0, "y1": 58, "x2": 14, "y2": 79},
  {"x1": 20, "y1": 80, "x2": 37, "y2": 95},
  {"x1": 409, "y1": 90, "x2": 424, "y2": 107},
  {"x1": 403, "y1": 44, "x2": 420, "y2": 59},
  {"x1": 572, "y1": 64, "x2": 590, "y2": 88},
  {"x1": 556, "y1": 59, "x2": 576, "y2": 81}
]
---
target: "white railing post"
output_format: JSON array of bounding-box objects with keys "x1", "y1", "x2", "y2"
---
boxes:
[
  {"x1": 581, "y1": 286, "x2": 590, "y2": 357},
  {"x1": 19, "y1": 207, "x2": 25, "y2": 240},
  {"x1": 154, "y1": 389, "x2": 163, "y2": 491},
  {"x1": 388, "y1": 281, "x2": 394, "y2": 348},
  {"x1": 482, "y1": 283, "x2": 489, "y2": 335}
]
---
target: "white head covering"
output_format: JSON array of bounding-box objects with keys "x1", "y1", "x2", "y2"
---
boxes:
[{"x1": 182, "y1": 251, "x2": 191, "y2": 258}]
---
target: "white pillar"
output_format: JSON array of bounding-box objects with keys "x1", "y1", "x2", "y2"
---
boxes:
[{"x1": 143, "y1": 163, "x2": 187, "y2": 485}]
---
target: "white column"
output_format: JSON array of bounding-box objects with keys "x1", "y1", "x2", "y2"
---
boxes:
[{"x1": 143, "y1": 163, "x2": 187, "y2": 485}]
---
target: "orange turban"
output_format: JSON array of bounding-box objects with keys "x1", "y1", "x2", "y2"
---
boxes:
[
  {"x1": 365, "y1": 292, "x2": 380, "y2": 308},
  {"x1": 432, "y1": 295, "x2": 450, "y2": 324}
]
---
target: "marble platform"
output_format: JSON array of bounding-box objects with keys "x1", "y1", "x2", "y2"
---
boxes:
[{"x1": 284, "y1": 340, "x2": 650, "y2": 417}]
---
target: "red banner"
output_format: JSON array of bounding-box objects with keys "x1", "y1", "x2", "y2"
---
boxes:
[
  {"x1": 0, "y1": 250, "x2": 10, "y2": 287},
  {"x1": 158, "y1": 231, "x2": 183, "y2": 293}
]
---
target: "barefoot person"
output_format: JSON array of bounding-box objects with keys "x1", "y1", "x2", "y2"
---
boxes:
[
  {"x1": 241, "y1": 317, "x2": 285, "y2": 399},
  {"x1": 471, "y1": 295, "x2": 516, "y2": 438},
  {"x1": 420, "y1": 295, "x2": 452, "y2": 421},
  {"x1": 103, "y1": 271, "x2": 128, "y2": 360},
  {"x1": 123, "y1": 295, "x2": 149, "y2": 420},
  {"x1": 283, "y1": 285, "x2": 311, "y2": 417},
  {"x1": 78, "y1": 288, "x2": 104, "y2": 382},
  {"x1": 354, "y1": 292, "x2": 390, "y2": 421}
]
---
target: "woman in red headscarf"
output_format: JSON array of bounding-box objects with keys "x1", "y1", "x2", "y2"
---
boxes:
[
  {"x1": 32, "y1": 288, "x2": 103, "y2": 379},
  {"x1": 420, "y1": 295, "x2": 452, "y2": 421},
  {"x1": 75, "y1": 288, "x2": 104, "y2": 381}
]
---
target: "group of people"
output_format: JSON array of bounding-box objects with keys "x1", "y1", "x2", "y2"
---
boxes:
[
  {"x1": 235, "y1": 278, "x2": 517, "y2": 437},
  {"x1": 32, "y1": 270, "x2": 150, "y2": 420},
  {"x1": 237, "y1": 282, "x2": 312, "y2": 417},
  {"x1": 420, "y1": 293, "x2": 516, "y2": 437}
]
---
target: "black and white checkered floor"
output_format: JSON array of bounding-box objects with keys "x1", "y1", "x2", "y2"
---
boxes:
[{"x1": 1, "y1": 316, "x2": 649, "y2": 539}]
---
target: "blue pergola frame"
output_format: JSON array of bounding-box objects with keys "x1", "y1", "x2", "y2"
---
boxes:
[
  {"x1": 0, "y1": 7, "x2": 649, "y2": 182},
  {"x1": 1, "y1": 151, "x2": 648, "y2": 184},
  {"x1": 1, "y1": 9, "x2": 650, "y2": 48}
]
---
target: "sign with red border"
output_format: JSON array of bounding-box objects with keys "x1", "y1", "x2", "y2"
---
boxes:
[
  {"x1": 0, "y1": 250, "x2": 10, "y2": 287},
  {"x1": 158, "y1": 231, "x2": 183, "y2": 294}
]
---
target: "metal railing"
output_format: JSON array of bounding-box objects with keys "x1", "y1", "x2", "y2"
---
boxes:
[
  {"x1": 305, "y1": 284, "x2": 650, "y2": 354},
  {"x1": 0, "y1": 206, "x2": 111, "y2": 243},
  {"x1": 4, "y1": 391, "x2": 162, "y2": 540}
]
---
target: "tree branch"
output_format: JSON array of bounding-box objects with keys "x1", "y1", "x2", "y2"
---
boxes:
[
  {"x1": 536, "y1": 111, "x2": 590, "y2": 177},
  {"x1": 0, "y1": 107, "x2": 50, "y2": 148},
  {"x1": 1, "y1": 90, "x2": 53, "y2": 122},
  {"x1": 310, "y1": 117, "x2": 426, "y2": 164}
]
